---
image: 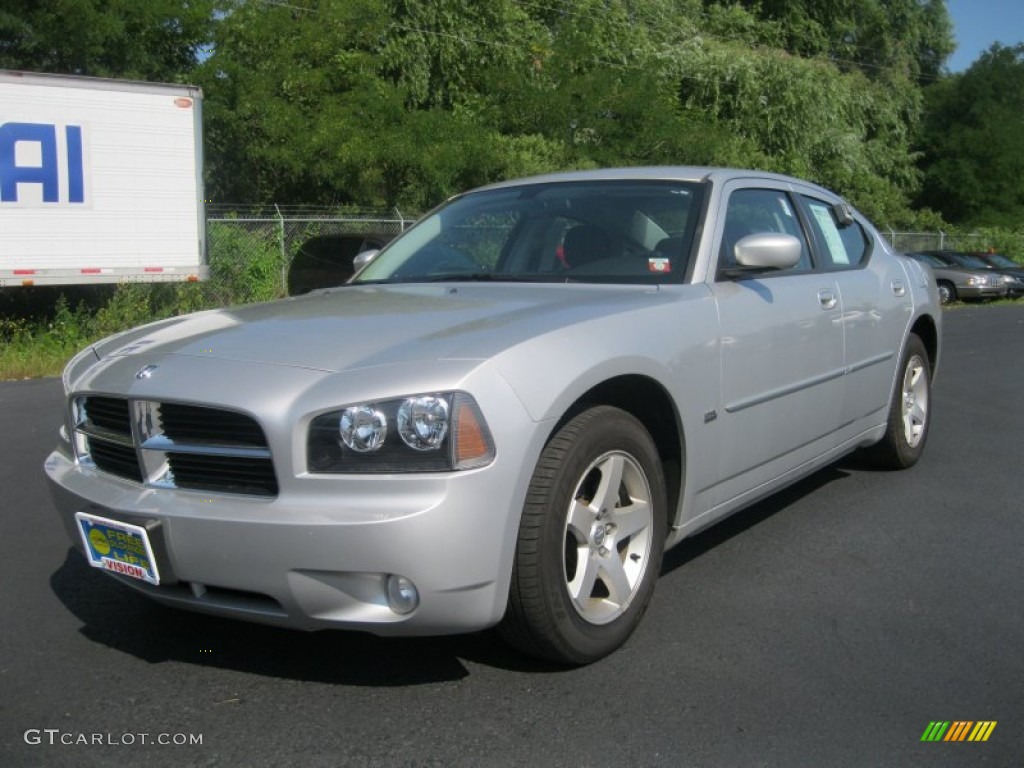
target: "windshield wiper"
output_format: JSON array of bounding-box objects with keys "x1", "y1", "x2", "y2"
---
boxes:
[
  {"x1": 420, "y1": 273, "x2": 567, "y2": 283},
  {"x1": 352, "y1": 273, "x2": 572, "y2": 285}
]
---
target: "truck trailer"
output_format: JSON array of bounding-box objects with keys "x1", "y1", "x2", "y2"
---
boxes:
[{"x1": 0, "y1": 70, "x2": 206, "y2": 287}]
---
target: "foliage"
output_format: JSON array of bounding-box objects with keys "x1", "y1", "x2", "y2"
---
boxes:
[
  {"x1": 196, "y1": 0, "x2": 950, "y2": 220},
  {"x1": 0, "y1": 0, "x2": 220, "y2": 80},
  {"x1": 0, "y1": 0, "x2": 992, "y2": 230},
  {"x1": 948, "y1": 226, "x2": 1024, "y2": 263},
  {"x1": 206, "y1": 220, "x2": 286, "y2": 304},
  {"x1": 709, "y1": 0, "x2": 955, "y2": 84},
  {"x1": 917, "y1": 43, "x2": 1024, "y2": 228}
]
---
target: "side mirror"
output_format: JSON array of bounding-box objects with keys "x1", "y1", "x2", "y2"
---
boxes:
[
  {"x1": 832, "y1": 201, "x2": 854, "y2": 227},
  {"x1": 731, "y1": 233, "x2": 802, "y2": 272},
  {"x1": 352, "y1": 249, "x2": 380, "y2": 273}
]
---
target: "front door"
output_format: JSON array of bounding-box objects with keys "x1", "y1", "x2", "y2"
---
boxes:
[{"x1": 710, "y1": 183, "x2": 846, "y2": 505}]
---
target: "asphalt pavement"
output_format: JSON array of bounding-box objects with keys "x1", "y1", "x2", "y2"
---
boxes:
[{"x1": 2, "y1": 304, "x2": 1022, "y2": 767}]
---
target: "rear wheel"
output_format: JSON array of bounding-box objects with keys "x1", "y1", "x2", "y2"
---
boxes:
[
  {"x1": 866, "y1": 334, "x2": 931, "y2": 469},
  {"x1": 500, "y1": 406, "x2": 667, "y2": 665}
]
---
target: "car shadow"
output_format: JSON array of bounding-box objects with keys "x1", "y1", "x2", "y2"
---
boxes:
[
  {"x1": 49, "y1": 551, "x2": 565, "y2": 684},
  {"x1": 660, "y1": 462, "x2": 854, "y2": 576},
  {"x1": 50, "y1": 459, "x2": 862, "y2": 684}
]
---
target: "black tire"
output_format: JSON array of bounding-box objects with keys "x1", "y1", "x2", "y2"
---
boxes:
[
  {"x1": 500, "y1": 406, "x2": 667, "y2": 665},
  {"x1": 937, "y1": 281, "x2": 956, "y2": 305},
  {"x1": 866, "y1": 334, "x2": 931, "y2": 469}
]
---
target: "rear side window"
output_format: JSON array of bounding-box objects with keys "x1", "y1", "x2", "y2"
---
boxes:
[{"x1": 801, "y1": 196, "x2": 870, "y2": 269}]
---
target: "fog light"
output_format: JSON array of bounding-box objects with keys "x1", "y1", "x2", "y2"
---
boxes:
[{"x1": 386, "y1": 574, "x2": 419, "y2": 615}]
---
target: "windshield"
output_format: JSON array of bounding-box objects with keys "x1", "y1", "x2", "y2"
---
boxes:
[
  {"x1": 353, "y1": 180, "x2": 703, "y2": 285},
  {"x1": 923, "y1": 252, "x2": 958, "y2": 267},
  {"x1": 910, "y1": 252, "x2": 944, "y2": 267},
  {"x1": 982, "y1": 253, "x2": 1018, "y2": 268},
  {"x1": 943, "y1": 252, "x2": 990, "y2": 269}
]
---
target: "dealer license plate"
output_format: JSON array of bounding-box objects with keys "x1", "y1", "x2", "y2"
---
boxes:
[{"x1": 75, "y1": 512, "x2": 161, "y2": 585}]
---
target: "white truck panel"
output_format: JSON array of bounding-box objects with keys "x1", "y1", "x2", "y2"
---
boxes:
[{"x1": 1, "y1": 71, "x2": 207, "y2": 286}]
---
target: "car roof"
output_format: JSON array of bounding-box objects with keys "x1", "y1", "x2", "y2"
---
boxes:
[
  {"x1": 906, "y1": 252, "x2": 990, "y2": 275},
  {"x1": 473, "y1": 166, "x2": 839, "y2": 196}
]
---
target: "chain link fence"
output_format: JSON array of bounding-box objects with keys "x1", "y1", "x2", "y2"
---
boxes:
[
  {"x1": 205, "y1": 207, "x2": 415, "y2": 301},
  {"x1": 884, "y1": 231, "x2": 1023, "y2": 257}
]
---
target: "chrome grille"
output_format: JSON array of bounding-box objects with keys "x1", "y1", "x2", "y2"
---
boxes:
[
  {"x1": 166, "y1": 453, "x2": 278, "y2": 496},
  {"x1": 82, "y1": 396, "x2": 132, "y2": 435},
  {"x1": 89, "y1": 439, "x2": 145, "y2": 483},
  {"x1": 73, "y1": 396, "x2": 278, "y2": 497},
  {"x1": 159, "y1": 402, "x2": 268, "y2": 446}
]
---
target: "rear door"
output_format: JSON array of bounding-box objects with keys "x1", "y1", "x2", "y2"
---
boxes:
[{"x1": 797, "y1": 194, "x2": 912, "y2": 431}]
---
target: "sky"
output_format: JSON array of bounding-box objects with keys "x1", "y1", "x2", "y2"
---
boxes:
[{"x1": 945, "y1": 0, "x2": 1024, "y2": 71}]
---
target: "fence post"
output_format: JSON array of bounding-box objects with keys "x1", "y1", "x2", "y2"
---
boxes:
[
  {"x1": 395, "y1": 207, "x2": 407, "y2": 232},
  {"x1": 274, "y1": 204, "x2": 287, "y2": 294}
]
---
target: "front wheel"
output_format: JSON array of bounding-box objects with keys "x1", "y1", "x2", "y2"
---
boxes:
[
  {"x1": 937, "y1": 281, "x2": 956, "y2": 305},
  {"x1": 500, "y1": 406, "x2": 667, "y2": 665},
  {"x1": 866, "y1": 334, "x2": 931, "y2": 469}
]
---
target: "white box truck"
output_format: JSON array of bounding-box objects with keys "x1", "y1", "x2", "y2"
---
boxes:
[{"x1": 0, "y1": 70, "x2": 207, "y2": 287}]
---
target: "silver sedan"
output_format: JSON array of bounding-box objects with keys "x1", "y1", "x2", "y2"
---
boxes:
[
  {"x1": 905, "y1": 250, "x2": 1006, "y2": 303},
  {"x1": 46, "y1": 168, "x2": 941, "y2": 664}
]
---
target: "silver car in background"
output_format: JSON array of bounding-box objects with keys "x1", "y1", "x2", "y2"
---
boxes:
[
  {"x1": 905, "y1": 250, "x2": 1006, "y2": 304},
  {"x1": 46, "y1": 168, "x2": 941, "y2": 664}
]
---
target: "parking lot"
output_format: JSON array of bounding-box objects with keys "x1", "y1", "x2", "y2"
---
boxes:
[{"x1": 2, "y1": 303, "x2": 1022, "y2": 767}]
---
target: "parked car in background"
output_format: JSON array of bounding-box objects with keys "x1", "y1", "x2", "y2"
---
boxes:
[
  {"x1": 968, "y1": 252, "x2": 1024, "y2": 298},
  {"x1": 904, "y1": 251, "x2": 1005, "y2": 304},
  {"x1": 287, "y1": 234, "x2": 393, "y2": 295},
  {"x1": 928, "y1": 250, "x2": 1023, "y2": 299},
  {"x1": 46, "y1": 167, "x2": 941, "y2": 665}
]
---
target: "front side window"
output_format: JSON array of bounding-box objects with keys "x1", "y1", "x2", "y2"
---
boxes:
[
  {"x1": 718, "y1": 188, "x2": 812, "y2": 273},
  {"x1": 353, "y1": 181, "x2": 703, "y2": 285}
]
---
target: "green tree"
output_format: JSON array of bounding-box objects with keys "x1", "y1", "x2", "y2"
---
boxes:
[
  {"x1": 197, "y1": 0, "x2": 944, "y2": 223},
  {"x1": 704, "y1": 0, "x2": 954, "y2": 84},
  {"x1": 379, "y1": 0, "x2": 543, "y2": 110},
  {"x1": 199, "y1": 0, "x2": 556, "y2": 209},
  {"x1": 917, "y1": 43, "x2": 1024, "y2": 227},
  {"x1": 0, "y1": 0, "x2": 219, "y2": 81},
  {"x1": 659, "y1": 33, "x2": 922, "y2": 221}
]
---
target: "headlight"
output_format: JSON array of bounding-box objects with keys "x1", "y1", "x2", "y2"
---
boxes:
[
  {"x1": 397, "y1": 396, "x2": 449, "y2": 450},
  {"x1": 308, "y1": 392, "x2": 495, "y2": 473},
  {"x1": 339, "y1": 406, "x2": 388, "y2": 452},
  {"x1": 966, "y1": 276, "x2": 985, "y2": 286}
]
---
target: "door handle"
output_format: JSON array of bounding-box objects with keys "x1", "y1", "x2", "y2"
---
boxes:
[
  {"x1": 892, "y1": 280, "x2": 906, "y2": 297},
  {"x1": 818, "y1": 289, "x2": 837, "y2": 310}
]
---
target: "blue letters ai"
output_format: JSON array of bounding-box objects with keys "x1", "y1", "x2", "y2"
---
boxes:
[{"x1": 0, "y1": 122, "x2": 85, "y2": 203}]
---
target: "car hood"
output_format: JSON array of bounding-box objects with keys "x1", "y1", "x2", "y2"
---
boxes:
[{"x1": 91, "y1": 283, "x2": 669, "y2": 374}]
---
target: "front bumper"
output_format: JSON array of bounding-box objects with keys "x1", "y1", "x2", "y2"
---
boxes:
[
  {"x1": 45, "y1": 443, "x2": 526, "y2": 636},
  {"x1": 958, "y1": 284, "x2": 1006, "y2": 300},
  {"x1": 1004, "y1": 281, "x2": 1024, "y2": 298}
]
